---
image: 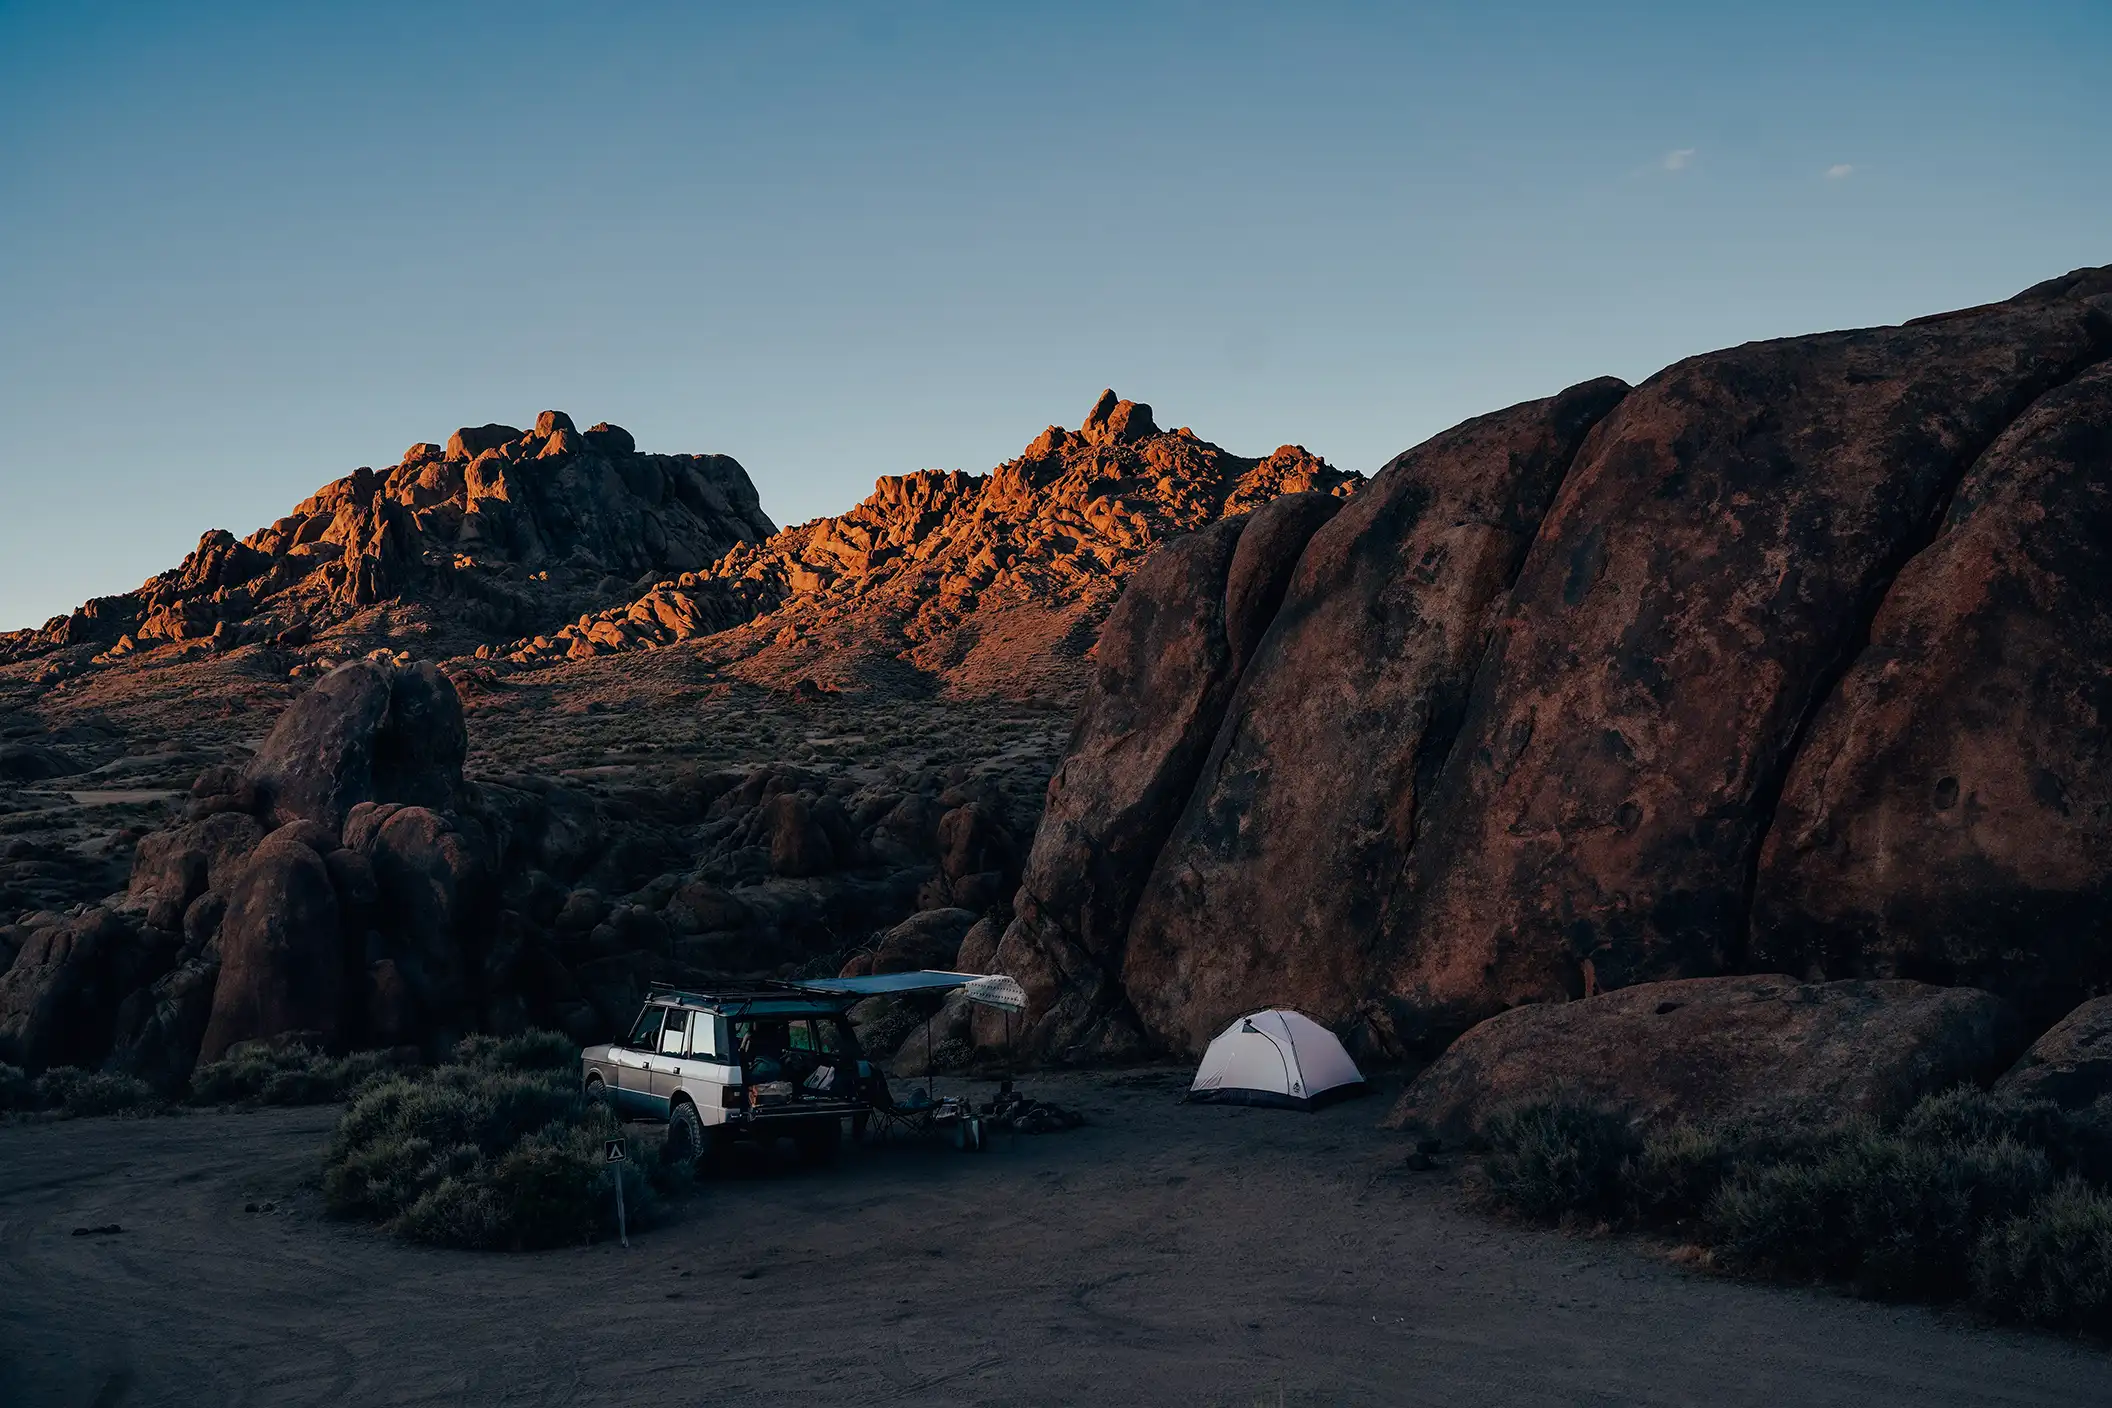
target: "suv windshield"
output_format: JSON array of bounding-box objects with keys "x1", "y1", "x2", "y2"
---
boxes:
[{"x1": 625, "y1": 1006, "x2": 665, "y2": 1052}]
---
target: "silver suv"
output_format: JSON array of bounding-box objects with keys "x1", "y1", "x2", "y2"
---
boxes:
[{"x1": 581, "y1": 983, "x2": 875, "y2": 1164}]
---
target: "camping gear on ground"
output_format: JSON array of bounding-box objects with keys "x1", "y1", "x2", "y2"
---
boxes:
[
  {"x1": 980, "y1": 1087, "x2": 1083, "y2": 1134},
  {"x1": 1185, "y1": 1008, "x2": 1367, "y2": 1110}
]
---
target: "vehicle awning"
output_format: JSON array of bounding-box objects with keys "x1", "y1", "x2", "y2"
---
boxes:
[{"x1": 797, "y1": 970, "x2": 1027, "y2": 1013}]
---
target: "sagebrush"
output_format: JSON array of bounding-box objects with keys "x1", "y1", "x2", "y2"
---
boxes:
[
  {"x1": 322, "y1": 1029, "x2": 686, "y2": 1250},
  {"x1": 1467, "y1": 1086, "x2": 2112, "y2": 1334}
]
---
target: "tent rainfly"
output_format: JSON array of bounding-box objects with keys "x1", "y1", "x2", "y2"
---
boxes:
[{"x1": 1185, "y1": 1009, "x2": 1367, "y2": 1110}]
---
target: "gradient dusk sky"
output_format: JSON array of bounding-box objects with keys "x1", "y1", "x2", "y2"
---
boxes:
[{"x1": 2, "y1": 1, "x2": 2106, "y2": 631}]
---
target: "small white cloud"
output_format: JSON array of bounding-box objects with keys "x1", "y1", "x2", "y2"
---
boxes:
[
  {"x1": 1825, "y1": 163, "x2": 1855, "y2": 179},
  {"x1": 1663, "y1": 148, "x2": 1696, "y2": 172}
]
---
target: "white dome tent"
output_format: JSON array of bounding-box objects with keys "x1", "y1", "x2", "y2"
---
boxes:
[{"x1": 1184, "y1": 1009, "x2": 1367, "y2": 1110}]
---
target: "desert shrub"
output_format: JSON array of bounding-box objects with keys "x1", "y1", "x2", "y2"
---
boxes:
[
  {"x1": 33, "y1": 1067, "x2": 161, "y2": 1117},
  {"x1": 450, "y1": 1029, "x2": 577, "y2": 1074},
  {"x1": 1464, "y1": 1085, "x2": 2112, "y2": 1329},
  {"x1": 1973, "y1": 1180, "x2": 2112, "y2": 1334},
  {"x1": 1474, "y1": 1097, "x2": 1641, "y2": 1222},
  {"x1": 1897, "y1": 1086, "x2": 2110, "y2": 1184},
  {"x1": 1621, "y1": 1122, "x2": 1737, "y2": 1222},
  {"x1": 188, "y1": 1044, "x2": 406, "y2": 1106},
  {"x1": 1707, "y1": 1127, "x2": 2054, "y2": 1300},
  {"x1": 322, "y1": 1058, "x2": 682, "y2": 1250},
  {"x1": 0, "y1": 1062, "x2": 34, "y2": 1112}
]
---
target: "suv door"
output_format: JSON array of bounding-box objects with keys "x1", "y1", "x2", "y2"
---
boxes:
[
  {"x1": 614, "y1": 1006, "x2": 664, "y2": 1118},
  {"x1": 650, "y1": 1010, "x2": 694, "y2": 1109}
]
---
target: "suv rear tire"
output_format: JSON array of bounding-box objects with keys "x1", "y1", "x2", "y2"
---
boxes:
[{"x1": 666, "y1": 1100, "x2": 705, "y2": 1166}]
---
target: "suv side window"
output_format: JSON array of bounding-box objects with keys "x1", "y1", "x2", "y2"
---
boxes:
[
  {"x1": 788, "y1": 1020, "x2": 817, "y2": 1053},
  {"x1": 659, "y1": 1011, "x2": 690, "y2": 1056},
  {"x1": 625, "y1": 1006, "x2": 665, "y2": 1052}
]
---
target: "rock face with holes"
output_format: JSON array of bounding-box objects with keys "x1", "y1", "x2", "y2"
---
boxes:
[
  {"x1": 987, "y1": 266, "x2": 2112, "y2": 1062},
  {"x1": 1386, "y1": 974, "x2": 2027, "y2": 1136}
]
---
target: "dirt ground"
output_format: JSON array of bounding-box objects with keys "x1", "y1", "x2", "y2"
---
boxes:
[{"x1": 2, "y1": 1069, "x2": 2107, "y2": 1408}]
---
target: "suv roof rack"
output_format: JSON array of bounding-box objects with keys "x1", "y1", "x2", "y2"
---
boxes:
[{"x1": 645, "y1": 978, "x2": 851, "y2": 1012}]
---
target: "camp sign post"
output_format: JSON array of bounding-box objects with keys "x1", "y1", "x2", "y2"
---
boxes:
[{"x1": 605, "y1": 1139, "x2": 628, "y2": 1248}]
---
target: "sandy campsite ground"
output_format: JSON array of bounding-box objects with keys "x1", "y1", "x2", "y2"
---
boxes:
[{"x1": 2, "y1": 1069, "x2": 2108, "y2": 1408}]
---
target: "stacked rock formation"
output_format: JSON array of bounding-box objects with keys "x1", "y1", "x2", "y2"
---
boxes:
[
  {"x1": 491, "y1": 391, "x2": 1359, "y2": 699},
  {"x1": 0, "y1": 657, "x2": 1036, "y2": 1088},
  {"x1": 0, "y1": 412, "x2": 775, "y2": 663},
  {"x1": 993, "y1": 266, "x2": 2112, "y2": 1066}
]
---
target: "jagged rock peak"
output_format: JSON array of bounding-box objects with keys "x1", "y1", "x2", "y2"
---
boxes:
[
  {"x1": 3, "y1": 413, "x2": 774, "y2": 666},
  {"x1": 488, "y1": 394, "x2": 1361, "y2": 697},
  {"x1": 1080, "y1": 389, "x2": 1158, "y2": 446}
]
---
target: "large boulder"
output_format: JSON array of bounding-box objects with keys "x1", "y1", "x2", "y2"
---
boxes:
[
  {"x1": 0, "y1": 743, "x2": 79, "y2": 782},
  {"x1": 1388, "y1": 272, "x2": 2112, "y2": 1043},
  {"x1": 241, "y1": 660, "x2": 466, "y2": 833},
  {"x1": 199, "y1": 833, "x2": 346, "y2": 1061},
  {"x1": 1388, "y1": 975, "x2": 2027, "y2": 1138},
  {"x1": 1751, "y1": 362, "x2": 2112, "y2": 1024},
  {"x1": 0, "y1": 908, "x2": 164, "y2": 1071},
  {"x1": 763, "y1": 793, "x2": 835, "y2": 878},
  {"x1": 1121, "y1": 380, "x2": 1627, "y2": 1056},
  {"x1": 955, "y1": 915, "x2": 1003, "y2": 974},
  {"x1": 445, "y1": 423, "x2": 524, "y2": 461},
  {"x1": 1995, "y1": 997, "x2": 2112, "y2": 1111},
  {"x1": 933, "y1": 803, "x2": 1015, "y2": 884},
  {"x1": 859, "y1": 908, "x2": 978, "y2": 976}
]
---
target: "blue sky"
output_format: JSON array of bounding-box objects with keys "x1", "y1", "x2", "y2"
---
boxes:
[{"x1": 2, "y1": 1, "x2": 2106, "y2": 631}]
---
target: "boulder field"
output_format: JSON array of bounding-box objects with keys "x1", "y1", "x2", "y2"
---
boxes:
[
  {"x1": 993, "y1": 266, "x2": 2112, "y2": 1095},
  {"x1": 0, "y1": 657, "x2": 1036, "y2": 1089}
]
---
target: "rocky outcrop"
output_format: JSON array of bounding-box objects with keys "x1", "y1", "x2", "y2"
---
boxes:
[
  {"x1": 988, "y1": 266, "x2": 2112, "y2": 1063},
  {"x1": 491, "y1": 392, "x2": 1360, "y2": 699},
  {"x1": 0, "y1": 413, "x2": 775, "y2": 663},
  {"x1": 1120, "y1": 381, "x2": 1628, "y2": 1056},
  {"x1": 1750, "y1": 362, "x2": 2112, "y2": 1023},
  {"x1": 1389, "y1": 974, "x2": 2026, "y2": 1137},
  {"x1": 2, "y1": 651, "x2": 1045, "y2": 1079}
]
